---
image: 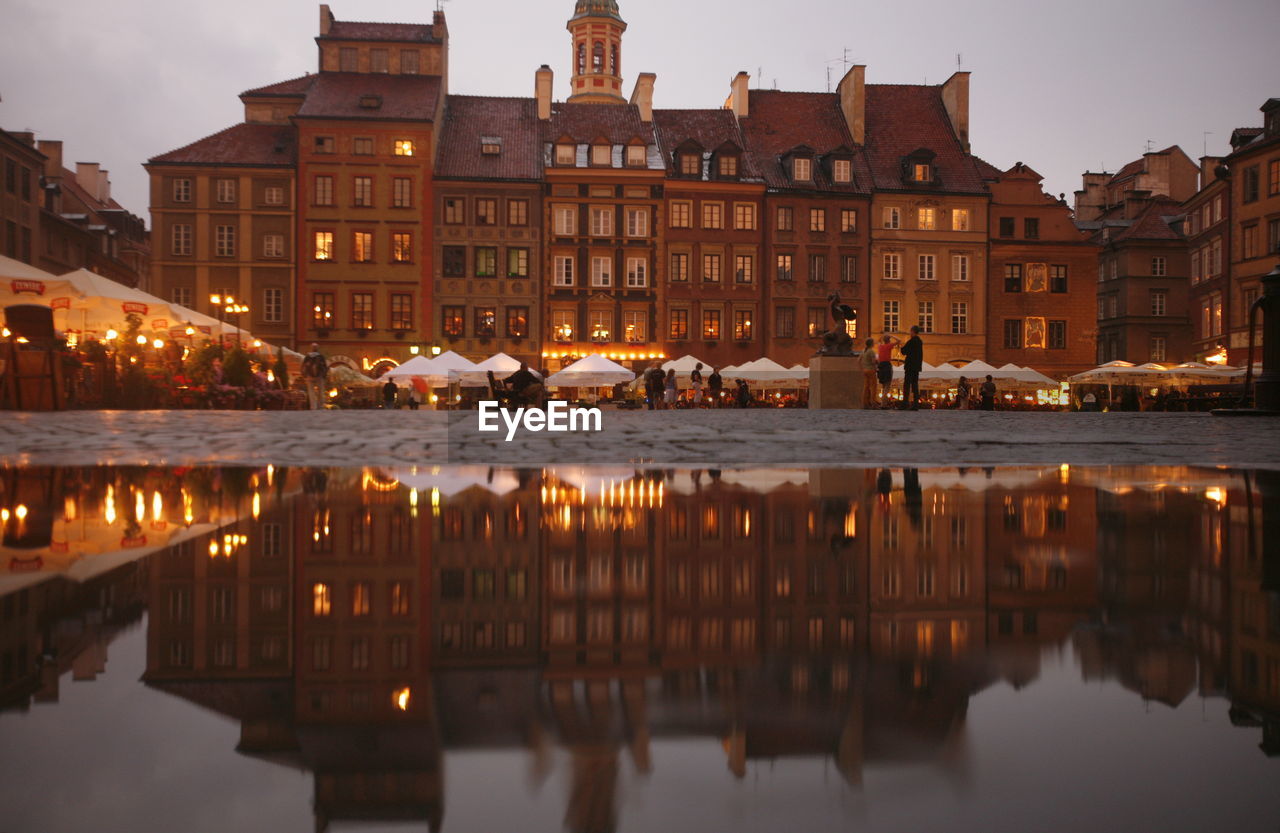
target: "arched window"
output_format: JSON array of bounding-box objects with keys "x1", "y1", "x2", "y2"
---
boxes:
[
  {"x1": 577, "y1": 42, "x2": 586, "y2": 75},
  {"x1": 592, "y1": 41, "x2": 604, "y2": 72},
  {"x1": 610, "y1": 44, "x2": 618, "y2": 75}
]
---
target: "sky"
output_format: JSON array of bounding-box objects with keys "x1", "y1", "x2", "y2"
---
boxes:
[{"x1": 2, "y1": 0, "x2": 1277, "y2": 222}]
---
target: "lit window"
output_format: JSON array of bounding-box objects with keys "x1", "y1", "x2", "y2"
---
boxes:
[
  {"x1": 392, "y1": 232, "x2": 412, "y2": 263},
  {"x1": 352, "y1": 231, "x2": 373, "y2": 262},
  {"x1": 393, "y1": 139, "x2": 415, "y2": 156},
  {"x1": 913, "y1": 163, "x2": 931, "y2": 181},
  {"x1": 840, "y1": 209, "x2": 857, "y2": 232},
  {"x1": 314, "y1": 231, "x2": 334, "y2": 261},
  {"x1": 918, "y1": 207, "x2": 936, "y2": 230},
  {"x1": 313, "y1": 583, "x2": 331, "y2": 616},
  {"x1": 809, "y1": 208, "x2": 825, "y2": 232},
  {"x1": 952, "y1": 209, "x2": 970, "y2": 231},
  {"x1": 702, "y1": 202, "x2": 723, "y2": 229}
]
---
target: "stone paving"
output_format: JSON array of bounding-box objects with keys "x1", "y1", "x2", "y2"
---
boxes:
[{"x1": 1, "y1": 408, "x2": 1279, "y2": 468}]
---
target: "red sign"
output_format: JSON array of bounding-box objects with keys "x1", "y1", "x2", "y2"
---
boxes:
[
  {"x1": 9, "y1": 557, "x2": 43, "y2": 572},
  {"x1": 121, "y1": 302, "x2": 149, "y2": 315},
  {"x1": 9, "y1": 280, "x2": 46, "y2": 296},
  {"x1": 121, "y1": 535, "x2": 148, "y2": 548},
  {"x1": 152, "y1": 319, "x2": 169, "y2": 331},
  {"x1": 51, "y1": 297, "x2": 72, "y2": 310}
]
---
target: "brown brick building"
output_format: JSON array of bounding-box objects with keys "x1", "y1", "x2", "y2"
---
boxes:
[
  {"x1": 433, "y1": 96, "x2": 543, "y2": 365},
  {"x1": 1182, "y1": 157, "x2": 1231, "y2": 362},
  {"x1": 654, "y1": 106, "x2": 766, "y2": 368},
  {"x1": 981, "y1": 161, "x2": 1098, "y2": 378},
  {"x1": 1223, "y1": 100, "x2": 1280, "y2": 364},
  {"x1": 1, "y1": 129, "x2": 44, "y2": 266},
  {"x1": 738, "y1": 79, "x2": 873, "y2": 367}
]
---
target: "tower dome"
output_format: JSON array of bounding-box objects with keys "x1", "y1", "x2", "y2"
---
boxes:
[
  {"x1": 571, "y1": 0, "x2": 623, "y2": 22},
  {"x1": 566, "y1": 0, "x2": 627, "y2": 103}
]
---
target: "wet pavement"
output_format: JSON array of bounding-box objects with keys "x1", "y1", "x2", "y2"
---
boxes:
[{"x1": 1, "y1": 409, "x2": 1277, "y2": 468}]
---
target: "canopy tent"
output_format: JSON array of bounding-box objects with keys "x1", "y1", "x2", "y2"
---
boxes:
[
  {"x1": 379, "y1": 351, "x2": 478, "y2": 385},
  {"x1": 454, "y1": 352, "x2": 540, "y2": 387},
  {"x1": 546, "y1": 354, "x2": 635, "y2": 388},
  {"x1": 0, "y1": 253, "x2": 59, "y2": 282},
  {"x1": 1165, "y1": 362, "x2": 1246, "y2": 385},
  {"x1": 788, "y1": 364, "x2": 810, "y2": 388},
  {"x1": 732, "y1": 357, "x2": 806, "y2": 386},
  {"x1": 994, "y1": 363, "x2": 1060, "y2": 390},
  {"x1": 1068, "y1": 360, "x2": 1161, "y2": 385},
  {"x1": 661, "y1": 354, "x2": 711, "y2": 389},
  {"x1": 378, "y1": 466, "x2": 521, "y2": 497}
]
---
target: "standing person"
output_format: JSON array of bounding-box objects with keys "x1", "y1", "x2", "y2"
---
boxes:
[
  {"x1": 876, "y1": 334, "x2": 899, "y2": 407},
  {"x1": 955, "y1": 376, "x2": 971, "y2": 410},
  {"x1": 644, "y1": 363, "x2": 664, "y2": 410},
  {"x1": 900, "y1": 326, "x2": 923, "y2": 411},
  {"x1": 663, "y1": 368, "x2": 678, "y2": 408},
  {"x1": 381, "y1": 378, "x2": 399, "y2": 409},
  {"x1": 735, "y1": 378, "x2": 752, "y2": 408},
  {"x1": 690, "y1": 362, "x2": 704, "y2": 406},
  {"x1": 859, "y1": 338, "x2": 878, "y2": 409},
  {"x1": 406, "y1": 383, "x2": 421, "y2": 410},
  {"x1": 300, "y1": 343, "x2": 328, "y2": 410},
  {"x1": 979, "y1": 374, "x2": 997, "y2": 411},
  {"x1": 708, "y1": 366, "x2": 723, "y2": 408}
]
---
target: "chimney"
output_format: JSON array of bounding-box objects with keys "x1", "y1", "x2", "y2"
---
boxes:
[
  {"x1": 536, "y1": 65, "x2": 553, "y2": 121},
  {"x1": 432, "y1": 9, "x2": 447, "y2": 40},
  {"x1": 940, "y1": 71, "x2": 970, "y2": 152},
  {"x1": 629, "y1": 73, "x2": 656, "y2": 123},
  {"x1": 97, "y1": 170, "x2": 111, "y2": 203},
  {"x1": 319, "y1": 4, "x2": 333, "y2": 35},
  {"x1": 75, "y1": 163, "x2": 100, "y2": 198},
  {"x1": 836, "y1": 65, "x2": 866, "y2": 144},
  {"x1": 727, "y1": 71, "x2": 750, "y2": 119},
  {"x1": 1198, "y1": 156, "x2": 1223, "y2": 190},
  {"x1": 37, "y1": 139, "x2": 63, "y2": 176}
]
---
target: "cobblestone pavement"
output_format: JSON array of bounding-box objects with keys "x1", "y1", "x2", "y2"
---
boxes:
[{"x1": 1, "y1": 409, "x2": 1278, "y2": 468}]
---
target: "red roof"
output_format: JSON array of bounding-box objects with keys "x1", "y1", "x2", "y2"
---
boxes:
[
  {"x1": 241, "y1": 74, "x2": 314, "y2": 98},
  {"x1": 737, "y1": 91, "x2": 872, "y2": 193},
  {"x1": 321, "y1": 20, "x2": 438, "y2": 43},
  {"x1": 653, "y1": 109, "x2": 760, "y2": 179},
  {"x1": 1106, "y1": 146, "x2": 1182, "y2": 185},
  {"x1": 971, "y1": 155, "x2": 1003, "y2": 181},
  {"x1": 149, "y1": 123, "x2": 296, "y2": 167},
  {"x1": 543, "y1": 103, "x2": 655, "y2": 144},
  {"x1": 294, "y1": 73, "x2": 441, "y2": 122},
  {"x1": 863, "y1": 84, "x2": 985, "y2": 194},
  {"x1": 435, "y1": 96, "x2": 541, "y2": 181},
  {"x1": 1112, "y1": 198, "x2": 1184, "y2": 242}
]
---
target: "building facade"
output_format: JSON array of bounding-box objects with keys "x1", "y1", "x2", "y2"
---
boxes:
[
  {"x1": 982, "y1": 161, "x2": 1098, "y2": 377},
  {"x1": 144, "y1": 0, "x2": 1095, "y2": 376}
]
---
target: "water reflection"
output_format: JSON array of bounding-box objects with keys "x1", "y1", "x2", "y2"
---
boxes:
[{"x1": 1, "y1": 464, "x2": 1278, "y2": 831}]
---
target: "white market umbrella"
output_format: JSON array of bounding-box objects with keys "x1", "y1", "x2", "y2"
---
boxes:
[
  {"x1": 1069, "y1": 360, "x2": 1141, "y2": 385},
  {"x1": 0, "y1": 254, "x2": 60, "y2": 282},
  {"x1": 1167, "y1": 362, "x2": 1244, "y2": 385},
  {"x1": 734, "y1": 357, "x2": 801, "y2": 385},
  {"x1": 455, "y1": 352, "x2": 539, "y2": 387},
  {"x1": 382, "y1": 351, "x2": 478, "y2": 385},
  {"x1": 546, "y1": 354, "x2": 635, "y2": 388},
  {"x1": 788, "y1": 364, "x2": 810, "y2": 388},
  {"x1": 379, "y1": 466, "x2": 521, "y2": 496},
  {"x1": 661, "y1": 355, "x2": 711, "y2": 390}
]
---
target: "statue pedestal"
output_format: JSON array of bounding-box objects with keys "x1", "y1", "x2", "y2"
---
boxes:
[{"x1": 809, "y1": 355, "x2": 862, "y2": 409}]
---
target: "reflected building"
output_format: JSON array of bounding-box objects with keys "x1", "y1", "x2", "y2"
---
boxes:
[{"x1": 96, "y1": 462, "x2": 1280, "y2": 831}]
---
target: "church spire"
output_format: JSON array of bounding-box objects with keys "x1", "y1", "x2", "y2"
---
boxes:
[{"x1": 566, "y1": 0, "x2": 627, "y2": 103}]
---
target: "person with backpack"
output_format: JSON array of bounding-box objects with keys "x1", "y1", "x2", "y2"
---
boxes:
[{"x1": 301, "y1": 343, "x2": 328, "y2": 410}]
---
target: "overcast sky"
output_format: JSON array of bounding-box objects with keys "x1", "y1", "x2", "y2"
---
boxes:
[{"x1": 2, "y1": 0, "x2": 1277, "y2": 222}]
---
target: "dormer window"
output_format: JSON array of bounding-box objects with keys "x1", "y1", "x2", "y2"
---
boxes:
[
  {"x1": 913, "y1": 163, "x2": 931, "y2": 182},
  {"x1": 833, "y1": 159, "x2": 852, "y2": 183},
  {"x1": 556, "y1": 143, "x2": 576, "y2": 166},
  {"x1": 718, "y1": 156, "x2": 738, "y2": 178},
  {"x1": 359, "y1": 95, "x2": 382, "y2": 110},
  {"x1": 626, "y1": 145, "x2": 646, "y2": 167},
  {"x1": 680, "y1": 154, "x2": 700, "y2": 177},
  {"x1": 591, "y1": 144, "x2": 612, "y2": 166},
  {"x1": 481, "y1": 137, "x2": 503, "y2": 156},
  {"x1": 793, "y1": 158, "x2": 812, "y2": 181}
]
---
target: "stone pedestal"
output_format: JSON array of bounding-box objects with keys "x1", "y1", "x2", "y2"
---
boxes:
[{"x1": 809, "y1": 354, "x2": 862, "y2": 409}]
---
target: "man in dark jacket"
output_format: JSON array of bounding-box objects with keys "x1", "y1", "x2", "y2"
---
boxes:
[
  {"x1": 900, "y1": 325, "x2": 924, "y2": 411},
  {"x1": 644, "y1": 364, "x2": 665, "y2": 410}
]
